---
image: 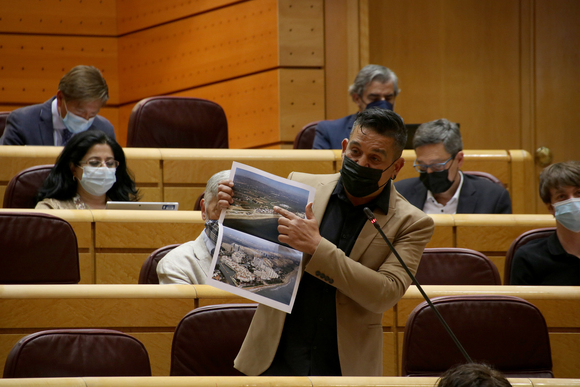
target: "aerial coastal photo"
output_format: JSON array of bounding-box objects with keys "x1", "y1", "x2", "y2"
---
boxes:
[
  {"x1": 223, "y1": 166, "x2": 312, "y2": 244},
  {"x1": 211, "y1": 226, "x2": 302, "y2": 309}
]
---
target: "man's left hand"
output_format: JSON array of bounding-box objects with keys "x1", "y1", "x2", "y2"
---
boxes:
[{"x1": 275, "y1": 202, "x2": 321, "y2": 255}]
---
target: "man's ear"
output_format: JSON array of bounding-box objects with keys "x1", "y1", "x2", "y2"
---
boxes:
[
  {"x1": 456, "y1": 151, "x2": 465, "y2": 169},
  {"x1": 341, "y1": 138, "x2": 349, "y2": 157},
  {"x1": 392, "y1": 157, "x2": 405, "y2": 179},
  {"x1": 200, "y1": 198, "x2": 207, "y2": 221},
  {"x1": 547, "y1": 202, "x2": 555, "y2": 216}
]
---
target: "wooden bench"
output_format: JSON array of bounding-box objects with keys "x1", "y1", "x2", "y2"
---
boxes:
[
  {"x1": 0, "y1": 210, "x2": 556, "y2": 284},
  {"x1": 0, "y1": 147, "x2": 534, "y2": 212},
  {"x1": 0, "y1": 285, "x2": 578, "y2": 377}
]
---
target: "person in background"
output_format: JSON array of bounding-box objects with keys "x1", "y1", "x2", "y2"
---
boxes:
[
  {"x1": 219, "y1": 108, "x2": 434, "y2": 376},
  {"x1": 157, "y1": 170, "x2": 230, "y2": 284},
  {"x1": 313, "y1": 64, "x2": 400, "y2": 150},
  {"x1": 395, "y1": 119, "x2": 512, "y2": 214},
  {"x1": 35, "y1": 130, "x2": 139, "y2": 209},
  {"x1": 511, "y1": 161, "x2": 580, "y2": 285},
  {"x1": 436, "y1": 363, "x2": 512, "y2": 387},
  {"x1": 1, "y1": 65, "x2": 116, "y2": 146}
]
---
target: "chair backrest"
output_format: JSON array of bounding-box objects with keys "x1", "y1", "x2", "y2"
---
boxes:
[
  {"x1": 127, "y1": 96, "x2": 228, "y2": 148},
  {"x1": 3, "y1": 329, "x2": 151, "y2": 378},
  {"x1": 415, "y1": 248, "x2": 501, "y2": 285},
  {"x1": 3, "y1": 164, "x2": 53, "y2": 208},
  {"x1": 401, "y1": 295, "x2": 553, "y2": 378},
  {"x1": 293, "y1": 120, "x2": 320, "y2": 149},
  {"x1": 171, "y1": 303, "x2": 257, "y2": 376},
  {"x1": 138, "y1": 244, "x2": 180, "y2": 284},
  {"x1": 463, "y1": 171, "x2": 505, "y2": 187},
  {"x1": 504, "y1": 227, "x2": 556, "y2": 284},
  {"x1": 0, "y1": 212, "x2": 80, "y2": 284},
  {"x1": 0, "y1": 111, "x2": 10, "y2": 137}
]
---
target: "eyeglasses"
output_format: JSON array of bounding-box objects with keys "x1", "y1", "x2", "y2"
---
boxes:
[
  {"x1": 79, "y1": 159, "x2": 119, "y2": 169},
  {"x1": 413, "y1": 156, "x2": 453, "y2": 173}
]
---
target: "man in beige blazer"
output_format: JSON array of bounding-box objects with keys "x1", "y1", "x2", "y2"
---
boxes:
[{"x1": 219, "y1": 109, "x2": 434, "y2": 376}]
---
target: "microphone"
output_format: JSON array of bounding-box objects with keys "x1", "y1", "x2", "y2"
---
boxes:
[{"x1": 363, "y1": 207, "x2": 472, "y2": 363}]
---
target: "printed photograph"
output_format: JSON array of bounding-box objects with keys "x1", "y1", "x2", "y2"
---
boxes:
[
  {"x1": 222, "y1": 163, "x2": 314, "y2": 245},
  {"x1": 208, "y1": 225, "x2": 303, "y2": 313}
]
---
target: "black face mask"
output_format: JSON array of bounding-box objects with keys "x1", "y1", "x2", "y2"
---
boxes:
[
  {"x1": 340, "y1": 155, "x2": 395, "y2": 198},
  {"x1": 366, "y1": 99, "x2": 394, "y2": 111},
  {"x1": 419, "y1": 169, "x2": 454, "y2": 194}
]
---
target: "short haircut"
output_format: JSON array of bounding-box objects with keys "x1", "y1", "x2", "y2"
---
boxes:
[
  {"x1": 36, "y1": 130, "x2": 139, "y2": 203},
  {"x1": 351, "y1": 108, "x2": 407, "y2": 160},
  {"x1": 436, "y1": 363, "x2": 512, "y2": 387},
  {"x1": 348, "y1": 64, "x2": 400, "y2": 97},
  {"x1": 204, "y1": 170, "x2": 231, "y2": 205},
  {"x1": 539, "y1": 160, "x2": 580, "y2": 204},
  {"x1": 58, "y1": 65, "x2": 109, "y2": 103},
  {"x1": 413, "y1": 118, "x2": 463, "y2": 157}
]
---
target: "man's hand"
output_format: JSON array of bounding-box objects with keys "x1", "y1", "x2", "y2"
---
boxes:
[
  {"x1": 217, "y1": 180, "x2": 234, "y2": 210},
  {"x1": 275, "y1": 202, "x2": 321, "y2": 255}
]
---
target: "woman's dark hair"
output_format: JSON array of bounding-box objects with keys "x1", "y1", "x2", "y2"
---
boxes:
[{"x1": 36, "y1": 130, "x2": 140, "y2": 203}]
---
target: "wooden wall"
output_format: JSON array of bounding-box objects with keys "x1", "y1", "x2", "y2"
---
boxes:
[{"x1": 0, "y1": 0, "x2": 325, "y2": 148}]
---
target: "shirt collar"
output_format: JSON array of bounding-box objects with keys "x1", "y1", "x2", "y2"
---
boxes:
[
  {"x1": 51, "y1": 98, "x2": 66, "y2": 131},
  {"x1": 202, "y1": 229, "x2": 216, "y2": 253}
]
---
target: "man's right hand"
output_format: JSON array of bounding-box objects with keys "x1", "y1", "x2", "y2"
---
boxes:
[{"x1": 217, "y1": 180, "x2": 234, "y2": 210}]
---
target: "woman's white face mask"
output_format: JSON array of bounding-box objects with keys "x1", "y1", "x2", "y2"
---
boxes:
[{"x1": 79, "y1": 166, "x2": 116, "y2": 196}]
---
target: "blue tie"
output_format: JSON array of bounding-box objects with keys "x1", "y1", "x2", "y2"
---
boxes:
[{"x1": 62, "y1": 130, "x2": 73, "y2": 145}]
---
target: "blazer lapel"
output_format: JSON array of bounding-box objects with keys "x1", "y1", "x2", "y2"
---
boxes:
[
  {"x1": 349, "y1": 184, "x2": 397, "y2": 262},
  {"x1": 39, "y1": 98, "x2": 56, "y2": 145},
  {"x1": 456, "y1": 174, "x2": 477, "y2": 213}
]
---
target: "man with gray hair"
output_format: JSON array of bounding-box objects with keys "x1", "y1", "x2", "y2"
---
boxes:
[
  {"x1": 1, "y1": 65, "x2": 115, "y2": 145},
  {"x1": 157, "y1": 170, "x2": 230, "y2": 284},
  {"x1": 395, "y1": 118, "x2": 511, "y2": 214},
  {"x1": 312, "y1": 64, "x2": 399, "y2": 149}
]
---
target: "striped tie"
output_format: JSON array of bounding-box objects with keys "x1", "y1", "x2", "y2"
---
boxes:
[{"x1": 62, "y1": 129, "x2": 73, "y2": 145}]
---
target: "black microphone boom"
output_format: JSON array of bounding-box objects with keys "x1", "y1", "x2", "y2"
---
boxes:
[{"x1": 363, "y1": 207, "x2": 472, "y2": 363}]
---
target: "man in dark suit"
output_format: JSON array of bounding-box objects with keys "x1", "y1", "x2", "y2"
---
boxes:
[
  {"x1": 395, "y1": 119, "x2": 512, "y2": 214},
  {"x1": 1, "y1": 65, "x2": 115, "y2": 146},
  {"x1": 312, "y1": 64, "x2": 399, "y2": 150}
]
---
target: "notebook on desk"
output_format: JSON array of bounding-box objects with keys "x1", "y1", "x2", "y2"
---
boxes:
[{"x1": 105, "y1": 201, "x2": 179, "y2": 210}]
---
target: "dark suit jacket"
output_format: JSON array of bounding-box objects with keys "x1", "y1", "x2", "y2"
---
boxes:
[
  {"x1": 312, "y1": 113, "x2": 357, "y2": 149},
  {"x1": 0, "y1": 97, "x2": 116, "y2": 145},
  {"x1": 394, "y1": 173, "x2": 512, "y2": 214}
]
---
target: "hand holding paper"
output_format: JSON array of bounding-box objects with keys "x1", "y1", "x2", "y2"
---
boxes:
[
  {"x1": 217, "y1": 179, "x2": 234, "y2": 209},
  {"x1": 275, "y1": 202, "x2": 321, "y2": 255}
]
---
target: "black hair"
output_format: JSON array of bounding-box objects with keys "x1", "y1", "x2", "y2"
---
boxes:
[
  {"x1": 351, "y1": 108, "x2": 407, "y2": 159},
  {"x1": 36, "y1": 130, "x2": 140, "y2": 203},
  {"x1": 436, "y1": 363, "x2": 512, "y2": 387}
]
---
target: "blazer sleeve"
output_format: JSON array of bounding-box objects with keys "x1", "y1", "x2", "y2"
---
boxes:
[
  {"x1": 312, "y1": 120, "x2": 331, "y2": 149},
  {"x1": 1, "y1": 112, "x2": 26, "y2": 145},
  {"x1": 495, "y1": 188, "x2": 512, "y2": 214},
  {"x1": 304, "y1": 210, "x2": 434, "y2": 314}
]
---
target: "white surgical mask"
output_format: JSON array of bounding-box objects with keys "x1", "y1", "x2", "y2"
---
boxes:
[
  {"x1": 553, "y1": 197, "x2": 580, "y2": 233},
  {"x1": 79, "y1": 166, "x2": 116, "y2": 197},
  {"x1": 61, "y1": 101, "x2": 95, "y2": 134}
]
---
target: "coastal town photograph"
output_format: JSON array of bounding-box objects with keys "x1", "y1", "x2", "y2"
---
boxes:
[{"x1": 210, "y1": 226, "x2": 302, "y2": 311}]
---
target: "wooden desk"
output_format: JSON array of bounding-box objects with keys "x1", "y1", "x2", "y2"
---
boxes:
[{"x1": 1, "y1": 285, "x2": 578, "y2": 377}]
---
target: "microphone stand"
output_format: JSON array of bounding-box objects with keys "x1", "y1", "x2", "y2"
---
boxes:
[{"x1": 363, "y1": 207, "x2": 472, "y2": 363}]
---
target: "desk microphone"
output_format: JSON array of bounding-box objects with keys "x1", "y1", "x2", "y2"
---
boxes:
[{"x1": 363, "y1": 207, "x2": 472, "y2": 363}]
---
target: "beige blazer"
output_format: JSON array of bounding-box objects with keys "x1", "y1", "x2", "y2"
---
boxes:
[{"x1": 234, "y1": 173, "x2": 435, "y2": 376}]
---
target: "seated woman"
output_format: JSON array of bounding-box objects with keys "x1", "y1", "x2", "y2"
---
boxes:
[{"x1": 35, "y1": 130, "x2": 140, "y2": 209}]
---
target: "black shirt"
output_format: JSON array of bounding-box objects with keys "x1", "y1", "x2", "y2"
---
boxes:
[
  {"x1": 263, "y1": 178, "x2": 391, "y2": 376},
  {"x1": 511, "y1": 231, "x2": 580, "y2": 285}
]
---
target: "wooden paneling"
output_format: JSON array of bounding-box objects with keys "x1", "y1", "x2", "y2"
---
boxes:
[
  {"x1": 117, "y1": 1, "x2": 279, "y2": 103},
  {"x1": 0, "y1": 35, "x2": 118, "y2": 105},
  {"x1": 0, "y1": 0, "x2": 117, "y2": 35},
  {"x1": 2, "y1": 285, "x2": 580, "y2": 377},
  {"x1": 116, "y1": 0, "x2": 243, "y2": 35},
  {"x1": 534, "y1": 0, "x2": 580, "y2": 164},
  {"x1": 368, "y1": 0, "x2": 522, "y2": 150}
]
